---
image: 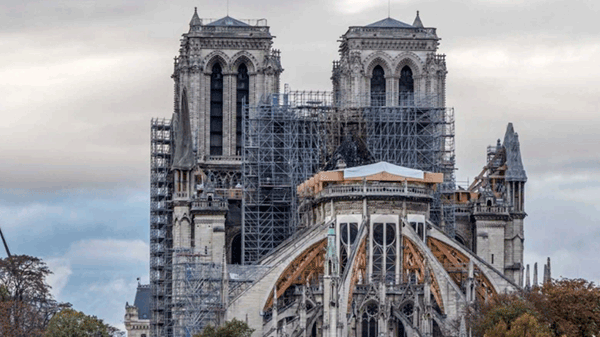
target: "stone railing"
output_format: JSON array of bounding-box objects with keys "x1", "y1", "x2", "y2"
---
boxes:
[
  {"x1": 474, "y1": 205, "x2": 510, "y2": 214},
  {"x1": 346, "y1": 26, "x2": 437, "y2": 36},
  {"x1": 316, "y1": 183, "x2": 432, "y2": 199},
  {"x1": 191, "y1": 199, "x2": 228, "y2": 211},
  {"x1": 204, "y1": 155, "x2": 242, "y2": 162},
  {"x1": 173, "y1": 191, "x2": 189, "y2": 200}
]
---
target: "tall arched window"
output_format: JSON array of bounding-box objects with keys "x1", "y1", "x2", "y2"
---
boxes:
[
  {"x1": 236, "y1": 64, "x2": 249, "y2": 156},
  {"x1": 231, "y1": 233, "x2": 242, "y2": 265},
  {"x1": 399, "y1": 65, "x2": 414, "y2": 106},
  {"x1": 362, "y1": 303, "x2": 379, "y2": 337},
  {"x1": 370, "y1": 65, "x2": 386, "y2": 107},
  {"x1": 210, "y1": 63, "x2": 223, "y2": 156},
  {"x1": 372, "y1": 222, "x2": 396, "y2": 282}
]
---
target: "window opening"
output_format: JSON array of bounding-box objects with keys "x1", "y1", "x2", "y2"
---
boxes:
[
  {"x1": 210, "y1": 63, "x2": 224, "y2": 156},
  {"x1": 399, "y1": 65, "x2": 414, "y2": 106},
  {"x1": 362, "y1": 303, "x2": 379, "y2": 337},
  {"x1": 371, "y1": 65, "x2": 386, "y2": 107},
  {"x1": 236, "y1": 64, "x2": 249, "y2": 156}
]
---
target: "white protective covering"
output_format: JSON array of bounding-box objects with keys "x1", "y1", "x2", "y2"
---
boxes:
[{"x1": 343, "y1": 161, "x2": 425, "y2": 179}]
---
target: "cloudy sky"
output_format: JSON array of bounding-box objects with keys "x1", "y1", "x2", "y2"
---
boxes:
[{"x1": 1, "y1": 0, "x2": 599, "y2": 331}]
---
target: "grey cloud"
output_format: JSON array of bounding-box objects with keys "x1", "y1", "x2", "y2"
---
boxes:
[{"x1": 0, "y1": 0, "x2": 599, "y2": 295}]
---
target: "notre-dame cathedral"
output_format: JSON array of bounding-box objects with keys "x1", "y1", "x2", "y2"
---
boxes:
[{"x1": 133, "y1": 8, "x2": 531, "y2": 337}]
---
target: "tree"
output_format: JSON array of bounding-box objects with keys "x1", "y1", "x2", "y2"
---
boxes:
[
  {"x1": 468, "y1": 292, "x2": 542, "y2": 337},
  {"x1": 194, "y1": 318, "x2": 255, "y2": 337},
  {"x1": 46, "y1": 308, "x2": 112, "y2": 337},
  {"x1": 531, "y1": 279, "x2": 600, "y2": 337},
  {"x1": 485, "y1": 313, "x2": 552, "y2": 337},
  {"x1": 0, "y1": 255, "x2": 67, "y2": 337},
  {"x1": 468, "y1": 278, "x2": 600, "y2": 337}
]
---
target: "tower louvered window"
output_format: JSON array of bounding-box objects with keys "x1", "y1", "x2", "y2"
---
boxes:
[
  {"x1": 370, "y1": 65, "x2": 386, "y2": 107},
  {"x1": 399, "y1": 65, "x2": 414, "y2": 106},
  {"x1": 210, "y1": 63, "x2": 223, "y2": 156},
  {"x1": 236, "y1": 64, "x2": 249, "y2": 156}
]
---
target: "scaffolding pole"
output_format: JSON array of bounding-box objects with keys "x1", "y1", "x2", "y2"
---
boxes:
[
  {"x1": 150, "y1": 118, "x2": 173, "y2": 337},
  {"x1": 364, "y1": 97, "x2": 456, "y2": 235},
  {"x1": 171, "y1": 250, "x2": 223, "y2": 336},
  {"x1": 242, "y1": 92, "x2": 328, "y2": 265}
]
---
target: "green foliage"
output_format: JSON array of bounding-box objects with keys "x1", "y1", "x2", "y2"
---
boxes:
[
  {"x1": 470, "y1": 293, "x2": 541, "y2": 336},
  {"x1": 0, "y1": 255, "x2": 123, "y2": 337},
  {"x1": 485, "y1": 313, "x2": 552, "y2": 337},
  {"x1": 46, "y1": 308, "x2": 112, "y2": 337},
  {"x1": 194, "y1": 318, "x2": 255, "y2": 337},
  {"x1": 0, "y1": 284, "x2": 8, "y2": 301}
]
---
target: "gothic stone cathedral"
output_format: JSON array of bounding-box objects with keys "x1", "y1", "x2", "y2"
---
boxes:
[{"x1": 144, "y1": 9, "x2": 528, "y2": 337}]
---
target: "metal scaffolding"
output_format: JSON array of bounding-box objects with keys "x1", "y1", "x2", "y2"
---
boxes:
[
  {"x1": 151, "y1": 90, "x2": 456, "y2": 334},
  {"x1": 242, "y1": 91, "x2": 456, "y2": 265},
  {"x1": 150, "y1": 118, "x2": 173, "y2": 337},
  {"x1": 171, "y1": 250, "x2": 223, "y2": 337},
  {"x1": 363, "y1": 98, "x2": 456, "y2": 235},
  {"x1": 242, "y1": 92, "x2": 329, "y2": 264}
]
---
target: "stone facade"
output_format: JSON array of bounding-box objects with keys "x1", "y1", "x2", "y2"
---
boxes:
[
  {"x1": 125, "y1": 284, "x2": 150, "y2": 337},
  {"x1": 146, "y1": 10, "x2": 528, "y2": 337},
  {"x1": 332, "y1": 15, "x2": 447, "y2": 108},
  {"x1": 453, "y1": 124, "x2": 527, "y2": 287},
  {"x1": 227, "y1": 164, "x2": 520, "y2": 337},
  {"x1": 174, "y1": 10, "x2": 282, "y2": 162}
]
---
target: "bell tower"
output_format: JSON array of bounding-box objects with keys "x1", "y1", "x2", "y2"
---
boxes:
[
  {"x1": 173, "y1": 7, "x2": 283, "y2": 181},
  {"x1": 332, "y1": 12, "x2": 447, "y2": 108},
  {"x1": 171, "y1": 8, "x2": 283, "y2": 265}
]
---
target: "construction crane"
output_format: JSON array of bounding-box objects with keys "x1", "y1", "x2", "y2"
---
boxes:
[{"x1": 0, "y1": 225, "x2": 11, "y2": 257}]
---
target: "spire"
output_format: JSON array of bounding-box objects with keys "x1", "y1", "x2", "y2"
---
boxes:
[
  {"x1": 189, "y1": 7, "x2": 202, "y2": 29},
  {"x1": 172, "y1": 90, "x2": 195, "y2": 170},
  {"x1": 526, "y1": 264, "x2": 530, "y2": 289},
  {"x1": 533, "y1": 262, "x2": 538, "y2": 286},
  {"x1": 412, "y1": 11, "x2": 424, "y2": 28},
  {"x1": 544, "y1": 257, "x2": 552, "y2": 284},
  {"x1": 503, "y1": 123, "x2": 527, "y2": 182}
]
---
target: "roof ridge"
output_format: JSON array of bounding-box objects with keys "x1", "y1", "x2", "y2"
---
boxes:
[{"x1": 366, "y1": 17, "x2": 414, "y2": 28}]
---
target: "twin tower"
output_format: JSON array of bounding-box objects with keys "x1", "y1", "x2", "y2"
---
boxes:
[{"x1": 149, "y1": 8, "x2": 527, "y2": 337}]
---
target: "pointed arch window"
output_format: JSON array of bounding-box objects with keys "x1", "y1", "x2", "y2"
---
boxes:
[
  {"x1": 361, "y1": 303, "x2": 379, "y2": 337},
  {"x1": 210, "y1": 63, "x2": 223, "y2": 156},
  {"x1": 399, "y1": 65, "x2": 414, "y2": 106},
  {"x1": 372, "y1": 222, "x2": 396, "y2": 282},
  {"x1": 236, "y1": 63, "x2": 249, "y2": 156},
  {"x1": 370, "y1": 65, "x2": 386, "y2": 107}
]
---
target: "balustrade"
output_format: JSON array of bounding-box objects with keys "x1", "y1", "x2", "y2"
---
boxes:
[
  {"x1": 474, "y1": 205, "x2": 509, "y2": 214},
  {"x1": 316, "y1": 183, "x2": 431, "y2": 198},
  {"x1": 191, "y1": 199, "x2": 228, "y2": 211}
]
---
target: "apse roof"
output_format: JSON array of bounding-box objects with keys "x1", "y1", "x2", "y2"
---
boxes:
[
  {"x1": 366, "y1": 17, "x2": 414, "y2": 28},
  {"x1": 343, "y1": 161, "x2": 425, "y2": 179},
  {"x1": 206, "y1": 16, "x2": 250, "y2": 27}
]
